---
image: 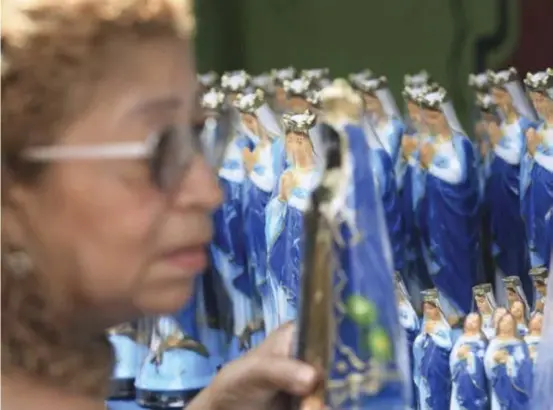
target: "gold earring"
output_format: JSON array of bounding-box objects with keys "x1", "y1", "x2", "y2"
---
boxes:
[{"x1": 4, "y1": 248, "x2": 33, "y2": 278}]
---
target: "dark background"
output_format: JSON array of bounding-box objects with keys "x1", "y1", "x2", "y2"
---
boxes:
[{"x1": 194, "y1": 0, "x2": 553, "y2": 129}]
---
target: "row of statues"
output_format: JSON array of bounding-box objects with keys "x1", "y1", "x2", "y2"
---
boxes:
[{"x1": 106, "y1": 66, "x2": 553, "y2": 410}]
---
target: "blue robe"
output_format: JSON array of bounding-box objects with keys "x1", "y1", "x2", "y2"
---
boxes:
[
  {"x1": 413, "y1": 321, "x2": 453, "y2": 410},
  {"x1": 450, "y1": 334, "x2": 488, "y2": 410},
  {"x1": 326, "y1": 124, "x2": 409, "y2": 410},
  {"x1": 415, "y1": 134, "x2": 480, "y2": 315},
  {"x1": 398, "y1": 299, "x2": 420, "y2": 410},
  {"x1": 243, "y1": 141, "x2": 277, "y2": 333},
  {"x1": 210, "y1": 133, "x2": 260, "y2": 359},
  {"x1": 521, "y1": 125, "x2": 553, "y2": 270},
  {"x1": 265, "y1": 168, "x2": 320, "y2": 329},
  {"x1": 487, "y1": 119, "x2": 532, "y2": 300},
  {"x1": 484, "y1": 337, "x2": 533, "y2": 410},
  {"x1": 375, "y1": 117, "x2": 405, "y2": 166}
]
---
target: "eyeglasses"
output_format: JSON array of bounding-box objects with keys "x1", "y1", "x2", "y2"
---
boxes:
[{"x1": 22, "y1": 110, "x2": 233, "y2": 193}]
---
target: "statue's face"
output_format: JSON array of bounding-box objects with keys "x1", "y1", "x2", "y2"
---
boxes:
[
  {"x1": 491, "y1": 87, "x2": 512, "y2": 112},
  {"x1": 362, "y1": 93, "x2": 382, "y2": 113},
  {"x1": 407, "y1": 100, "x2": 421, "y2": 124},
  {"x1": 506, "y1": 288, "x2": 519, "y2": 305},
  {"x1": 464, "y1": 313, "x2": 482, "y2": 333},
  {"x1": 529, "y1": 91, "x2": 548, "y2": 117},
  {"x1": 423, "y1": 302, "x2": 440, "y2": 321},
  {"x1": 293, "y1": 132, "x2": 313, "y2": 159},
  {"x1": 422, "y1": 108, "x2": 448, "y2": 135},
  {"x1": 475, "y1": 295, "x2": 491, "y2": 314},
  {"x1": 288, "y1": 96, "x2": 310, "y2": 114},
  {"x1": 535, "y1": 281, "x2": 547, "y2": 297},
  {"x1": 497, "y1": 314, "x2": 516, "y2": 337},
  {"x1": 493, "y1": 307, "x2": 508, "y2": 328},
  {"x1": 240, "y1": 113, "x2": 259, "y2": 136},
  {"x1": 510, "y1": 300, "x2": 525, "y2": 320},
  {"x1": 285, "y1": 132, "x2": 297, "y2": 156},
  {"x1": 529, "y1": 314, "x2": 543, "y2": 333}
]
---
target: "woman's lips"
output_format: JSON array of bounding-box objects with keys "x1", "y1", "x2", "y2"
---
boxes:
[{"x1": 163, "y1": 246, "x2": 207, "y2": 272}]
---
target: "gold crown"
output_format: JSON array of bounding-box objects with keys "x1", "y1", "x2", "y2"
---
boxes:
[
  {"x1": 529, "y1": 266, "x2": 548, "y2": 283},
  {"x1": 473, "y1": 283, "x2": 492, "y2": 297},
  {"x1": 404, "y1": 70, "x2": 432, "y2": 88},
  {"x1": 502, "y1": 275, "x2": 521, "y2": 290},
  {"x1": 416, "y1": 85, "x2": 448, "y2": 110},
  {"x1": 524, "y1": 69, "x2": 553, "y2": 92},
  {"x1": 271, "y1": 67, "x2": 297, "y2": 86},
  {"x1": 282, "y1": 110, "x2": 317, "y2": 134},
  {"x1": 422, "y1": 288, "x2": 439, "y2": 303},
  {"x1": 233, "y1": 89, "x2": 265, "y2": 114},
  {"x1": 283, "y1": 77, "x2": 313, "y2": 98},
  {"x1": 468, "y1": 72, "x2": 489, "y2": 92},
  {"x1": 221, "y1": 70, "x2": 251, "y2": 93},
  {"x1": 487, "y1": 67, "x2": 518, "y2": 87},
  {"x1": 319, "y1": 78, "x2": 363, "y2": 122},
  {"x1": 198, "y1": 71, "x2": 219, "y2": 88},
  {"x1": 475, "y1": 93, "x2": 497, "y2": 113},
  {"x1": 200, "y1": 87, "x2": 226, "y2": 111},
  {"x1": 353, "y1": 76, "x2": 388, "y2": 95}
]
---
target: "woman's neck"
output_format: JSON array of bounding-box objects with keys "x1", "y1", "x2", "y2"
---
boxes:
[
  {"x1": 504, "y1": 107, "x2": 518, "y2": 124},
  {"x1": 295, "y1": 153, "x2": 314, "y2": 170},
  {"x1": 1, "y1": 271, "x2": 113, "y2": 399}
]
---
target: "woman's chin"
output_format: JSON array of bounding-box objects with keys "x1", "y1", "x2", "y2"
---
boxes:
[{"x1": 136, "y1": 283, "x2": 194, "y2": 315}]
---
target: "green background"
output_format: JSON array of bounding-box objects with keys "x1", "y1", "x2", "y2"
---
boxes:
[{"x1": 194, "y1": 0, "x2": 520, "y2": 128}]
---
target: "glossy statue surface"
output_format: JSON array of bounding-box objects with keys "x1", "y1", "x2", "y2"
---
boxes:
[
  {"x1": 266, "y1": 112, "x2": 321, "y2": 329},
  {"x1": 135, "y1": 302, "x2": 216, "y2": 409},
  {"x1": 484, "y1": 312, "x2": 533, "y2": 410},
  {"x1": 473, "y1": 283, "x2": 497, "y2": 339},
  {"x1": 449, "y1": 313, "x2": 489, "y2": 410},
  {"x1": 309, "y1": 80, "x2": 409, "y2": 409},
  {"x1": 413, "y1": 291, "x2": 453, "y2": 410}
]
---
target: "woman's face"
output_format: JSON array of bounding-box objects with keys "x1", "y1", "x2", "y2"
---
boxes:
[
  {"x1": 493, "y1": 307, "x2": 508, "y2": 328},
  {"x1": 422, "y1": 108, "x2": 448, "y2": 135},
  {"x1": 285, "y1": 132, "x2": 297, "y2": 157},
  {"x1": 241, "y1": 113, "x2": 259, "y2": 136},
  {"x1": 506, "y1": 288, "x2": 519, "y2": 305},
  {"x1": 294, "y1": 133, "x2": 312, "y2": 160},
  {"x1": 4, "y1": 38, "x2": 222, "y2": 327},
  {"x1": 529, "y1": 314, "x2": 543, "y2": 333}
]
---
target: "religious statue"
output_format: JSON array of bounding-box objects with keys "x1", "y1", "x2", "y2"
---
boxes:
[
  {"x1": 413, "y1": 86, "x2": 481, "y2": 325},
  {"x1": 265, "y1": 110, "x2": 320, "y2": 328},
  {"x1": 295, "y1": 79, "x2": 409, "y2": 410},
  {"x1": 413, "y1": 289, "x2": 453, "y2": 410},
  {"x1": 234, "y1": 90, "x2": 283, "y2": 334},
  {"x1": 271, "y1": 66, "x2": 296, "y2": 114},
  {"x1": 486, "y1": 68, "x2": 538, "y2": 305},
  {"x1": 525, "y1": 312, "x2": 543, "y2": 366},
  {"x1": 530, "y1": 266, "x2": 548, "y2": 313},
  {"x1": 449, "y1": 313, "x2": 489, "y2": 410},
  {"x1": 473, "y1": 283, "x2": 498, "y2": 339},
  {"x1": 484, "y1": 312, "x2": 533, "y2": 410},
  {"x1": 510, "y1": 300, "x2": 529, "y2": 337}
]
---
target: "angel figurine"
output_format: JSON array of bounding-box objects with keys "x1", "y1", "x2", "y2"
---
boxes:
[
  {"x1": 525, "y1": 312, "x2": 543, "y2": 366},
  {"x1": 484, "y1": 312, "x2": 533, "y2": 410},
  {"x1": 413, "y1": 289, "x2": 453, "y2": 410},
  {"x1": 449, "y1": 313, "x2": 489, "y2": 410},
  {"x1": 234, "y1": 90, "x2": 283, "y2": 334},
  {"x1": 413, "y1": 86, "x2": 481, "y2": 325},
  {"x1": 473, "y1": 283, "x2": 498, "y2": 339},
  {"x1": 271, "y1": 67, "x2": 296, "y2": 114},
  {"x1": 530, "y1": 266, "x2": 548, "y2": 313},
  {"x1": 107, "y1": 322, "x2": 146, "y2": 401},
  {"x1": 296, "y1": 78, "x2": 409, "y2": 410},
  {"x1": 486, "y1": 68, "x2": 538, "y2": 305},
  {"x1": 522, "y1": 69, "x2": 553, "y2": 271},
  {"x1": 265, "y1": 111, "x2": 320, "y2": 328},
  {"x1": 135, "y1": 313, "x2": 214, "y2": 409}
]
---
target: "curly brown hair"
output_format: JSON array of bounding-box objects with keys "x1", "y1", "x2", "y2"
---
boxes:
[{"x1": 1, "y1": 0, "x2": 194, "y2": 398}]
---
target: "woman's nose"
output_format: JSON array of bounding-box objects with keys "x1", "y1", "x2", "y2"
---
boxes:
[{"x1": 173, "y1": 156, "x2": 222, "y2": 211}]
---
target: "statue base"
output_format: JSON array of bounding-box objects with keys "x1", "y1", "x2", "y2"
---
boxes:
[
  {"x1": 135, "y1": 388, "x2": 200, "y2": 409},
  {"x1": 107, "y1": 378, "x2": 136, "y2": 401}
]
